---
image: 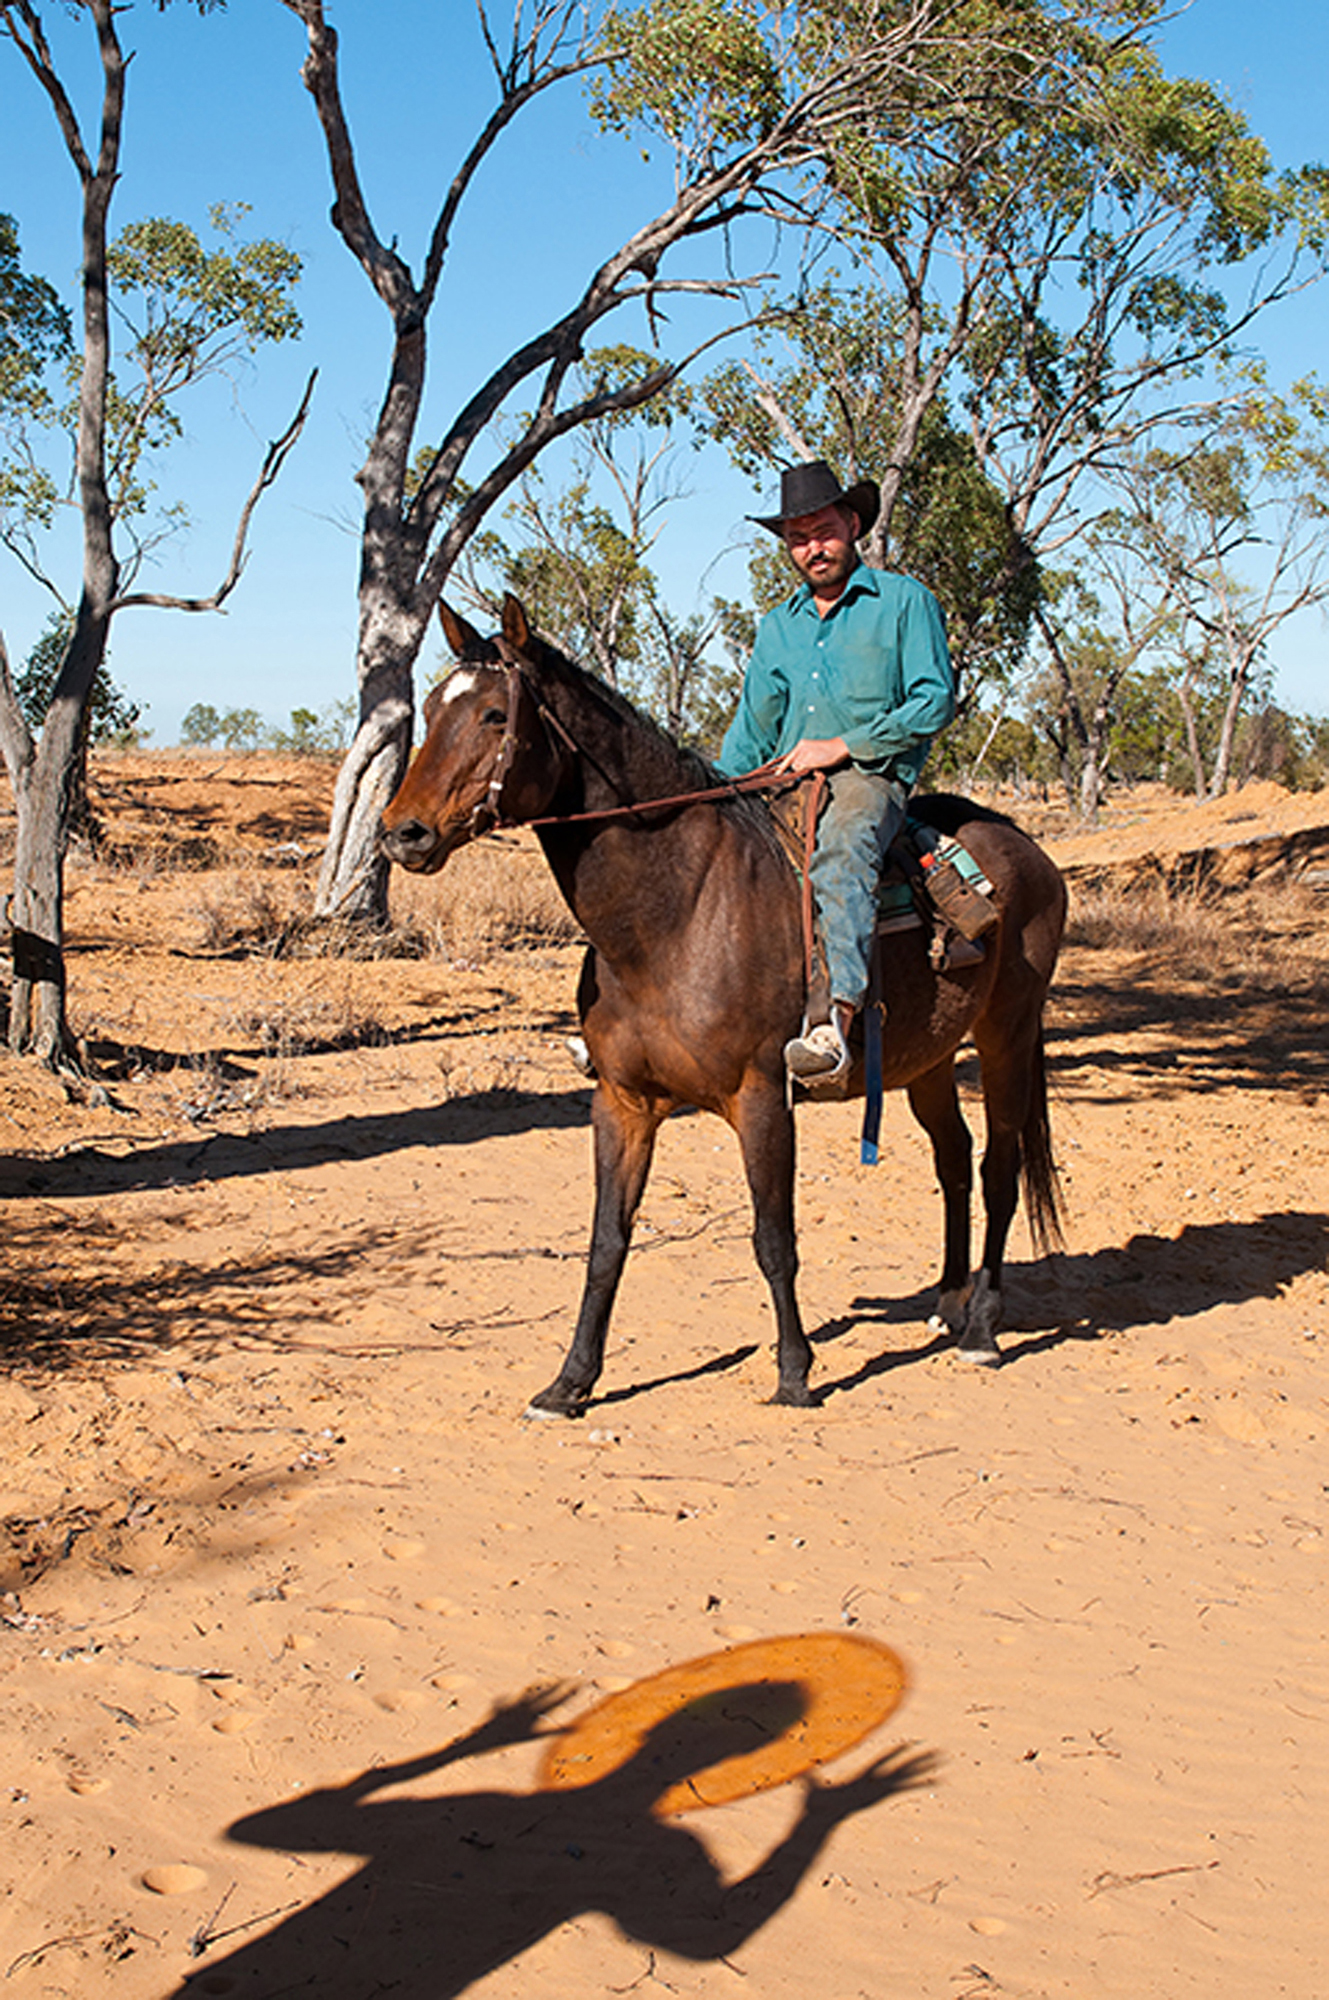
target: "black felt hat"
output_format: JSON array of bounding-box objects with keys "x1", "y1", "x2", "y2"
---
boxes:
[{"x1": 750, "y1": 459, "x2": 880, "y2": 537}]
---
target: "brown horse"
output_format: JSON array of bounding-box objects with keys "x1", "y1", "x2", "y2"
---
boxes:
[{"x1": 381, "y1": 596, "x2": 1067, "y2": 1414}]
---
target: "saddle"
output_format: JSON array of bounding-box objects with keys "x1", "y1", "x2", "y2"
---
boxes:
[{"x1": 767, "y1": 788, "x2": 1000, "y2": 1005}]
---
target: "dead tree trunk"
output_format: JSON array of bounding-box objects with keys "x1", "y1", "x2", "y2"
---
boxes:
[
  {"x1": 2, "y1": 604, "x2": 112, "y2": 1063},
  {"x1": 282, "y1": 0, "x2": 953, "y2": 929}
]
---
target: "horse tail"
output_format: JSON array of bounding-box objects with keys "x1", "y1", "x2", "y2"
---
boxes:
[{"x1": 1021, "y1": 1024, "x2": 1064, "y2": 1254}]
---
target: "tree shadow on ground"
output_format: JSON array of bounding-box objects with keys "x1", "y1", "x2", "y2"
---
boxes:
[
  {"x1": 169, "y1": 1684, "x2": 937, "y2": 2000},
  {"x1": 0, "y1": 1214, "x2": 561, "y2": 1374},
  {"x1": 76, "y1": 994, "x2": 580, "y2": 1074},
  {"x1": 1043, "y1": 971, "x2": 1329, "y2": 1097},
  {"x1": 810, "y1": 1211, "x2": 1329, "y2": 1401},
  {"x1": 0, "y1": 1085, "x2": 593, "y2": 1203}
]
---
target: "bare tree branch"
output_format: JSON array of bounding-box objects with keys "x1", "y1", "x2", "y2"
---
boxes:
[{"x1": 113, "y1": 369, "x2": 317, "y2": 611}]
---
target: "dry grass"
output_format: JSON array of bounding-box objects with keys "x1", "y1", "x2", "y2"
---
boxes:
[
  {"x1": 1066, "y1": 876, "x2": 1329, "y2": 998},
  {"x1": 192, "y1": 873, "x2": 302, "y2": 954},
  {"x1": 385, "y1": 835, "x2": 580, "y2": 962},
  {"x1": 184, "y1": 835, "x2": 578, "y2": 965}
]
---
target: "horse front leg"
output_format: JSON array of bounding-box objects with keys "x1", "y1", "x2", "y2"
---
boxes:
[
  {"x1": 905, "y1": 1058, "x2": 977, "y2": 1348},
  {"x1": 734, "y1": 1079, "x2": 813, "y2": 1407},
  {"x1": 527, "y1": 1082, "x2": 663, "y2": 1419}
]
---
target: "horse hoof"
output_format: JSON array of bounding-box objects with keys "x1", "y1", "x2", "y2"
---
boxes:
[
  {"x1": 956, "y1": 1343, "x2": 1002, "y2": 1368},
  {"x1": 771, "y1": 1382, "x2": 816, "y2": 1409},
  {"x1": 525, "y1": 1385, "x2": 589, "y2": 1420}
]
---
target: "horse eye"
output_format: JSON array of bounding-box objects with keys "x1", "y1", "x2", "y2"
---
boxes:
[{"x1": 482, "y1": 707, "x2": 507, "y2": 728}]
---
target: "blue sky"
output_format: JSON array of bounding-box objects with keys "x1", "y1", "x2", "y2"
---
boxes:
[{"x1": 1, "y1": 0, "x2": 1326, "y2": 742}]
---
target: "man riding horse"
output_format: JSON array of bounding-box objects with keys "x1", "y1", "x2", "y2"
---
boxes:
[{"x1": 717, "y1": 460, "x2": 956, "y2": 1085}]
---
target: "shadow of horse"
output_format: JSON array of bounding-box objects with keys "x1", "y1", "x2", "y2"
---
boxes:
[{"x1": 810, "y1": 1211, "x2": 1329, "y2": 1399}]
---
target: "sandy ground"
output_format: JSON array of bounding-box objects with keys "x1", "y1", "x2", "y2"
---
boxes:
[{"x1": 1, "y1": 760, "x2": 1328, "y2": 1999}]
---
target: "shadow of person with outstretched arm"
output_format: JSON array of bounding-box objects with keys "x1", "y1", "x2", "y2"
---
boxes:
[{"x1": 175, "y1": 1682, "x2": 938, "y2": 1997}]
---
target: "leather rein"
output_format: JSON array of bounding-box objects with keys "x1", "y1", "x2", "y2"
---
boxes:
[{"x1": 471, "y1": 648, "x2": 816, "y2": 835}]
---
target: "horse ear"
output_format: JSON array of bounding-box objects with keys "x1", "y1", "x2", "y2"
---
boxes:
[
  {"x1": 501, "y1": 594, "x2": 536, "y2": 660},
  {"x1": 438, "y1": 601, "x2": 483, "y2": 658}
]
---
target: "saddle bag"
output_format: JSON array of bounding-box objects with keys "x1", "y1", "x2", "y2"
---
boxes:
[{"x1": 908, "y1": 827, "x2": 999, "y2": 941}]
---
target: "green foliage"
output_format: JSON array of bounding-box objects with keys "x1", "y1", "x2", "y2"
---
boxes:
[
  {"x1": 107, "y1": 206, "x2": 301, "y2": 361},
  {"x1": 591, "y1": 0, "x2": 784, "y2": 151},
  {"x1": 15, "y1": 610, "x2": 145, "y2": 748},
  {"x1": 219, "y1": 706, "x2": 264, "y2": 751},
  {"x1": 269, "y1": 702, "x2": 353, "y2": 754},
  {"x1": 1, "y1": 205, "x2": 301, "y2": 566},
  {"x1": 180, "y1": 702, "x2": 221, "y2": 746},
  {"x1": 179, "y1": 699, "x2": 351, "y2": 754},
  {"x1": 0, "y1": 212, "x2": 69, "y2": 406},
  {"x1": 592, "y1": 1, "x2": 1329, "y2": 790},
  {"x1": 931, "y1": 706, "x2": 1054, "y2": 792}
]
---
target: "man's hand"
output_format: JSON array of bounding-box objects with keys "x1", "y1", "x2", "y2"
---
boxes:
[{"x1": 773, "y1": 736, "x2": 851, "y2": 776}]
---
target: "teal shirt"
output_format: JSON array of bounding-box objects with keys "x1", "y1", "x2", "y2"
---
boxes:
[{"x1": 718, "y1": 564, "x2": 954, "y2": 787}]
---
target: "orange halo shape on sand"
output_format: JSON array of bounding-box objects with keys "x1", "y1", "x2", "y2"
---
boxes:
[{"x1": 539, "y1": 1632, "x2": 908, "y2": 1817}]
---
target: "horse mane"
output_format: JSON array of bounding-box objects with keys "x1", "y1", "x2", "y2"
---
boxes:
[{"x1": 530, "y1": 628, "x2": 784, "y2": 856}]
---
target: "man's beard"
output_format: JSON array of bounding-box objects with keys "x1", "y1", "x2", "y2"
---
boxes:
[{"x1": 792, "y1": 545, "x2": 855, "y2": 591}]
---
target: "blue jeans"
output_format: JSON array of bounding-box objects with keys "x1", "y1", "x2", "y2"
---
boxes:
[{"x1": 810, "y1": 765, "x2": 909, "y2": 1009}]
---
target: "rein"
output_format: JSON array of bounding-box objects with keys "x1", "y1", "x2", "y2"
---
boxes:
[{"x1": 477, "y1": 650, "x2": 815, "y2": 832}]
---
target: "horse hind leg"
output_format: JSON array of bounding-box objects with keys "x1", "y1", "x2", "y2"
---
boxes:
[
  {"x1": 964, "y1": 1022, "x2": 1063, "y2": 1365},
  {"x1": 906, "y1": 1059, "x2": 976, "y2": 1345},
  {"x1": 527, "y1": 1083, "x2": 663, "y2": 1419}
]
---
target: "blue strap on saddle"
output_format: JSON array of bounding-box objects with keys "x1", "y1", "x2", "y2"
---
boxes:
[{"x1": 861, "y1": 1001, "x2": 884, "y2": 1166}]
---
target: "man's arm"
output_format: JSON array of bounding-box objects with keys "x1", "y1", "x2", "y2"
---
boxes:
[
  {"x1": 847, "y1": 582, "x2": 955, "y2": 766},
  {"x1": 716, "y1": 616, "x2": 790, "y2": 775}
]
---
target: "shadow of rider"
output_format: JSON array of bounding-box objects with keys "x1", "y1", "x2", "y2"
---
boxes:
[{"x1": 175, "y1": 1681, "x2": 938, "y2": 1997}]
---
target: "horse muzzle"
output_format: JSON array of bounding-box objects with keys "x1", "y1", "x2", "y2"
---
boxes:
[{"x1": 379, "y1": 815, "x2": 450, "y2": 873}]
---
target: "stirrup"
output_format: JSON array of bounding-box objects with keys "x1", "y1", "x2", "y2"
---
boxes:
[{"x1": 784, "y1": 1009, "x2": 851, "y2": 1082}]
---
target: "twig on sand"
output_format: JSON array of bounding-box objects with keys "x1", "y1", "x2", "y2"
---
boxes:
[{"x1": 1087, "y1": 1859, "x2": 1219, "y2": 1899}]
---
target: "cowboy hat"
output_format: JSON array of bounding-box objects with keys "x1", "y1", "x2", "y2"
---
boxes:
[{"x1": 750, "y1": 459, "x2": 880, "y2": 537}]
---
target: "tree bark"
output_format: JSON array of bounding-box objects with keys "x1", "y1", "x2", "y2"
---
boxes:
[
  {"x1": 1, "y1": 0, "x2": 122, "y2": 1062},
  {"x1": 3, "y1": 603, "x2": 112, "y2": 1062},
  {"x1": 1206, "y1": 643, "x2": 1257, "y2": 799},
  {"x1": 3, "y1": 0, "x2": 312, "y2": 1050}
]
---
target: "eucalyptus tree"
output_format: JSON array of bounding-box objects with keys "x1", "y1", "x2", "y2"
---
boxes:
[
  {"x1": 1021, "y1": 567, "x2": 1179, "y2": 820},
  {"x1": 278, "y1": 0, "x2": 1010, "y2": 926},
  {"x1": 697, "y1": 283, "x2": 1038, "y2": 699},
  {"x1": 1093, "y1": 376, "x2": 1329, "y2": 799},
  {"x1": 0, "y1": 0, "x2": 309, "y2": 1068},
  {"x1": 797, "y1": 0, "x2": 1329, "y2": 579},
  {"x1": 663, "y1": 0, "x2": 1328, "y2": 817}
]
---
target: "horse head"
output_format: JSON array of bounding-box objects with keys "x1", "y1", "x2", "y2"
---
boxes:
[{"x1": 380, "y1": 596, "x2": 571, "y2": 872}]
